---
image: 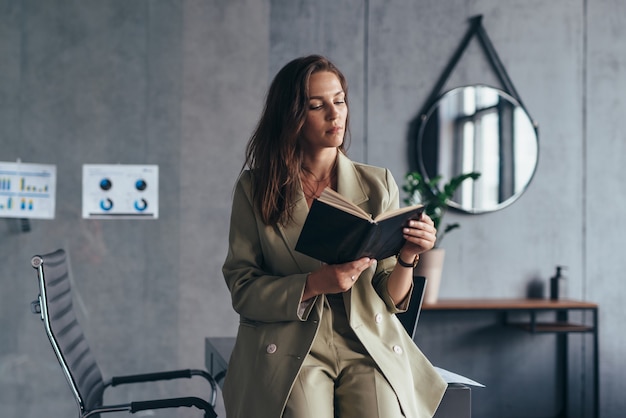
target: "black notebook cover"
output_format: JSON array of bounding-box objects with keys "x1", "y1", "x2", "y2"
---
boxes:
[{"x1": 295, "y1": 199, "x2": 424, "y2": 265}]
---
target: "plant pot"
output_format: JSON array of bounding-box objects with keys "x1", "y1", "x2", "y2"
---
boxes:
[{"x1": 415, "y1": 248, "x2": 445, "y2": 304}]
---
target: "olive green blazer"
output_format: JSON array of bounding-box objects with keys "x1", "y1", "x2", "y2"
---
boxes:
[{"x1": 222, "y1": 152, "x2": 446, "y2": 418}]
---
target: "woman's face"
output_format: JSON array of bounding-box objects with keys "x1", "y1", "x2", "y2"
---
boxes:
[{"x1": 300, "y1": 71, "x2": 348, "y2": 151}]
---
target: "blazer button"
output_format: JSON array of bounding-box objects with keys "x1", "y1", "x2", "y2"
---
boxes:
[
  {"x1": 393, "y1": 345, "x2": 403, "y2": 355},
  {"x1": 375, "y1": 313, "x2": 383, "y2": 324},
  {"x1": 266, "y1": 343, "x2": 277, "y2": 354}
]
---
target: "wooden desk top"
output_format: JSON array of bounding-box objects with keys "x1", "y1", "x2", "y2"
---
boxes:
[{"x1": 422, "y1": 298, "x2": 598, "y2": 311}]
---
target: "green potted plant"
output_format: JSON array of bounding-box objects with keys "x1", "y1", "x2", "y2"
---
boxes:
[
  {"x1": 402, "y1": 170, "x2": 480, "y2": 303},
  {"x1": 402, "y1": 171, "x2": 481, "y2": 247}
]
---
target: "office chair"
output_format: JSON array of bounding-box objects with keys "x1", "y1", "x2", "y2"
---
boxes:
[
  {"x1": 397, "y1": 275, "x2": 427, "y2": 338},
  {"x1": 30, "y1": 248, "x2": 219, "y2": 418}
]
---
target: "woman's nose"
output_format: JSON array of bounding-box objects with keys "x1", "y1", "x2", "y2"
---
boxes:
[{"x1": 326, "y1": 104, "x2": 339, "y2": 119}]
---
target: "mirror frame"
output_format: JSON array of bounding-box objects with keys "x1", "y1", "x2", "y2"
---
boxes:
[{"x1": 415, "y1": 84, "x2": 539, "y2": 214}]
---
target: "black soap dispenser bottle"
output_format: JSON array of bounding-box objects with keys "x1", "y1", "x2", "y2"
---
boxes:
[{"x1": 549, "y1": 266, "x2": 566, "y2": 300}]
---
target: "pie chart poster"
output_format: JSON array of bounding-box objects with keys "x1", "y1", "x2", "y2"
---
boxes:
[{"x1": 82, "y1": 164, "x2": 158, "y2": 219}]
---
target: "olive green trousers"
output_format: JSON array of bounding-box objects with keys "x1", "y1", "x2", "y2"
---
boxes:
[{"x1": 283, "y1": 294, "x2": 405, "y2": 418}]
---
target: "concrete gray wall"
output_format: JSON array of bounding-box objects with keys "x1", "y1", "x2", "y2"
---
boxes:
[{"x1": 1, "y1": 0, "x2": 624, "y2": 417}]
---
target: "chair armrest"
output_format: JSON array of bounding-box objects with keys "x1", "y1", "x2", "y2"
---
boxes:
[
  {"x1": 82, "y1": 397, "x2": 217, "y2": 418},
  {"x1": 107, "y1": 368, "x2": 218, "y2": 406},
  {"x1": 131, "y1": 397, "x2": 217, "y2": 418},
  {"x1": 109, "y1": 369, "x2": 211, "y2": 386}
]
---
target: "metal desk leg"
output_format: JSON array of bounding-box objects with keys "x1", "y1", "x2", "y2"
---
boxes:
[
  {"x1": 593, "y1": 308, "x2": 599, "y2": 418},
  {"x1": 557, "y1": 309, "x2": 569, "y2": 418}
]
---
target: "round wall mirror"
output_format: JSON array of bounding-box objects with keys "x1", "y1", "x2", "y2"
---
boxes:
[{"x1": 416, "y1": 85, "x2": 539, "y2": 213}]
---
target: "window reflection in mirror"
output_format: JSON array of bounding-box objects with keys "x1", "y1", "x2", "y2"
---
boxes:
[{"x1": 417, "y1": 85, "x2": 538, "y2": 213}]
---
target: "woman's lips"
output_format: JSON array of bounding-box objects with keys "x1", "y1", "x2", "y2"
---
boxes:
[{"x1": 327, "y1": 126, "x2": 343, "y2": 134}]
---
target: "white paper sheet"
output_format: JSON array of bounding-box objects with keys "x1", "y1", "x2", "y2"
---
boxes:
[{"x1": 435, "y1": 366, "x2": 485, "y2": 387}]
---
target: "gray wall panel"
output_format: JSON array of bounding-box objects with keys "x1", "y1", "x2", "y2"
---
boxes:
[
  {"x1": 178, "y1": 0, "x2": 270, "y2": 360},
  {"x1": 586, "y1": 0, "x2": 626, "y2": 416},
  {"x1": 0, "y1": 0, "x2": 20, "y2": 150}
]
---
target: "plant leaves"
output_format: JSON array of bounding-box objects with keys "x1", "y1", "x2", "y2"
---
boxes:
[{"x1": 402, "y1": 170, "x2": 481, "y2": 246}]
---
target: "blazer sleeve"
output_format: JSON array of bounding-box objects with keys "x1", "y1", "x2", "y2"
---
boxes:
[
  {"x1": 369, "y1": 168, "x2": 413, "y2": 313},
  {"x1": 222, "y1": 172, "x2": 312, "y2": 323}
]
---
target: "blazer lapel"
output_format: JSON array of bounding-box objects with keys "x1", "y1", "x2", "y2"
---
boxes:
[
  {"x1": 336, "y1": 151, "x2": 369, "y2": 209},
  {"x1": 335, "y1": 152, "x2": 372, "y2": 319},
  {"x1": 277, "y1": 151, "x2": 370, "y2": 273},
  {"x1": 276, "y1": 187, "x2": 321, "y2": 273}
]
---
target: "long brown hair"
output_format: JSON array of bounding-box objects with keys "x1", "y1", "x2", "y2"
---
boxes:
[{"x1": 242, "y1": 55, "x2": 350, "y2": 226}]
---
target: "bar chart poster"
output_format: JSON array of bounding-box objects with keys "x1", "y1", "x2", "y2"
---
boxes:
[
  {"x1": 0, "y1": 162, "x2": 56, "y2": 219},
  {"x1": 82, "y1": 164, "x2": 159, "y2": 219}
]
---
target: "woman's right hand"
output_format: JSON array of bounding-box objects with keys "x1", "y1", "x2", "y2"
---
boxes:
[{"x1": 302, "y1": 257, "x2": 376, "y2": 301}]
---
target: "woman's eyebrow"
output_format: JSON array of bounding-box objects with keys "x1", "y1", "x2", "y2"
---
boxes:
[{"x1": 309, "y1": 90, "x2": 345, "y2": 100}]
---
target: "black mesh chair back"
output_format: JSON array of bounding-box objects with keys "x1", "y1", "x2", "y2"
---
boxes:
[
  {"x1": 31, "y1": 249, "x2": 218, "y2": 418},
  {"x1": 397, "y1": 275, "x2": 427, "y2": 338},
  {"x1": 32, "y1": 249, "x2": 105, "y2": 412}
]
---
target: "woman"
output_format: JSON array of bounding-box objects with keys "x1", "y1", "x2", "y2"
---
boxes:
[{"x1": 222, "y1": 55, "x2": 446, "y2": 418}]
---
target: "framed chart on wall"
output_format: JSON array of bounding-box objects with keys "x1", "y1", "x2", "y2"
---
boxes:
[
  {"x1": 0, "y1": 161, "x2": 56, "y2": 219},
  {"x1": 82, "y1": 164, "x2": 159, "y2": 220}
]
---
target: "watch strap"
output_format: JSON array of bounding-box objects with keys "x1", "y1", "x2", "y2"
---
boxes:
[{"x1": 397, "y1": 254, "x2": 419, "y2": 268}]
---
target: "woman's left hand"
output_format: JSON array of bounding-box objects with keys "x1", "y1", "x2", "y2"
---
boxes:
[{"x1": 399, "y1": 214, "x2": 437, "y2": 259}]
